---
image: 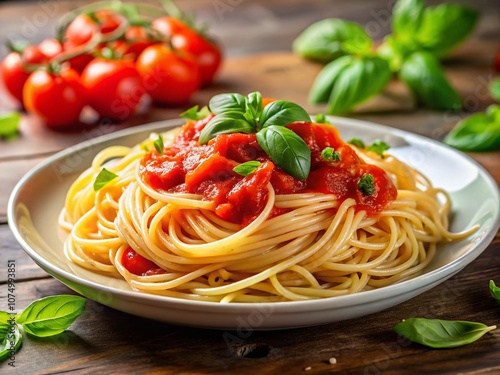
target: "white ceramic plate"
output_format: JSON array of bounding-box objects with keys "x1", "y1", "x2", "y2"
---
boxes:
[{"x1": 8, "y1": 117, "x2": 500, "y2": 330}]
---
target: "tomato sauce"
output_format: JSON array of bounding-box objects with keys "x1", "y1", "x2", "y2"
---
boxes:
[{"x1": 139, "y1": 118, "x2": 397, "y2": 226}]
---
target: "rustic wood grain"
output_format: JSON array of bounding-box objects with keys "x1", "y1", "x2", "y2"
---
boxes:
[
  {"x1": 0, "y1": 226, "x2": 49, "y2": 281},
  {"x1": 0, "y1": 157, "x2": 47, "y2": 221}
]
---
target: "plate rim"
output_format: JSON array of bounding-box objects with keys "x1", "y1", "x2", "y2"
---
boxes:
[{"x1": 7, "y1": 116, "x2": 500, "y2": 319}]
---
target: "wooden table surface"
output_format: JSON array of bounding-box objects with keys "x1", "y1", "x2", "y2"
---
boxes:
[{"x1": 1, "y1": 0, "x2": 500, "y2": 374}]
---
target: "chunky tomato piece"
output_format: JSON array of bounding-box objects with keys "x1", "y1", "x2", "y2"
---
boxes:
[
  {"x1": 356, "y1": 164, "x2": 397, "y2": 212},
  {"x1": 288, "y1": 122, "x2": 344, "y2": 166},
  {"x1": 121, "y1": 247, "x2": 164, "y2": 276},
  {"x1": 225, "y1": 161, "x2": 274, "y2": 225}
]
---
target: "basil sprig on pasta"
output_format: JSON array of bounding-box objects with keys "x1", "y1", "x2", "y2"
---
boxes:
[{"x1": 198, "y1": 92, "x2": 312, "y2": 180}]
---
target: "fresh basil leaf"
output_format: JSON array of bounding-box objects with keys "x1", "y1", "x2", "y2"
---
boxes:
[
  {"x1": 180, "y1": 105, "x2": 211, "y2": 120},
  {"x1": 490, "y1": 78, "x2": 500, "y2": 102},
  {"x1": 321, "y1": 147, "x2": 341, "y2": 162},
  {"x1": 348, "y1": 138, "x2": 365, "y2": 148},
  {"x1": 16, "y1": 295, "x2": 86, "y2": 338},
  {"x1": 416, "y1": 4, "x2": 478, "y2": 58},
  {"x1": 93, "y1": 168, "x2": 118, "y2": 191},
  {"x1": 395, "y1": 318, "x2": 496, "y2": 348},
  {"x1": 314, "y1": 113, "x2": 330, "y2": 124},
  {"x1": 0, "y1": 312, "x2": 10, "y2": 325},
  {"x1": 233, "y1": 161, "x2": 261, "y2": 176},
  {"x1": 443, "y1": 105, "x2": 500, "y2": 151},
  {"x1": 260, "y1": 100, "x2": 311, "y2": 128},
  {"x1": 327, "y1": 56, "x2": 392, "y2": 114},
  {"x1": 209, "y1": 93, "x2": 247, "y2": 115},
  {"x1": 392, "y1": 0, "x2": 425, "y2": 47},
  {"x1": 489, "y1": 280, "x2": 500, "y2": 304},
  {"x1": 154, "y1": 134, "x2": 164, "y2": 155},
  {"x1": 0, "y1": 322, "x2": 8, "y2": 338},
  {"x1": 358, "y1": 173, "x2": 375, "y2": 196},
  {"x1": 293, "y1": 18, "x2": 373, "y2": 63},
  {"x1": 246, "y1": 91, "x2": 264, "y2": 121},
  {"x1": 199, "y1": 112, "x2": 255, "y2": 144},
  {"x1": 400, "y1": 51, "x2": 461, "y2": 110},
  {"x1": 256, "y1": 126, "x2": 311, "y2": 180},
  {"x1": 367, "y1": 140, "x2": 390, "y2": 158},
  {"x1": 309, "y1": 55, "x2": 354, "y2": 104},
  {"x1": 0, "y1": 112, "x2": 21, "y2": 140},
  {"x1": 376, "y1": 35, "x2": 410, "y2": 72},
  {"x1": 0, "y1": 322, "x2": 22, "y2": 361}
]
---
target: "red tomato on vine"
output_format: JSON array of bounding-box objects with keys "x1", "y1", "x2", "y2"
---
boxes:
[
  {"x1": 152, "y1": 17, "x2": 222, "y2": 86},
  {"x1": 81, "y1": 57, "x2": 145, "y2": 121},
  {"x1": 136, "y1": 44, "x2": 200, "y2": 106},
  {"x1": 23, "y1": 67, "x2": 86, "y2": 128}
]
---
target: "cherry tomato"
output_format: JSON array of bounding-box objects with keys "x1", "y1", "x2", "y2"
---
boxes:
[
  {"x1": 110, "y1": 26, "x2": 155, "y2": 61},
  {"x1": 23, "y1": 68, "x2": 86, "y2": 128},
  {"x1": 63, "y1": 10, "x2": 123, "y2": 73},
  {"x1": 38, "y1": 38, "x2": 63, "y2": 60},
  {"x1": 81, "y1": 57, "x2": 144, "y2": 121},
  {"x1": 0, "y1": 48, "x2": 44, "y2": 104},
  {"x1": 152, "y1": 17, "x2": 222, "y2": 86},
  {"x1": 121, "y1": 247, "x2": 164, "y2": 276},
  {"x1": 136, "y1": 44, "x2": 200, "y2": 106},
  {"x1": 64, "y1": 10, "x2": 121, "y2": 48},
  {"x1": 152, "y1": 16, "x2": 190, "y2": 36}
]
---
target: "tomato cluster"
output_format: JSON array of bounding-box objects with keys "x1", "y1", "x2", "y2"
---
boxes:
[{"x1": 0, "y1": 4, "x2": 222, "y2": 129}]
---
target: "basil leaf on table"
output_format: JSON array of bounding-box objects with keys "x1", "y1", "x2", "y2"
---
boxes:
[
  {"x1": 309, "y1": 55, "x2": 354, "y2": 104},
  {"x1": 489, "y1": 280, "x2": 500, "y2": 304},
  {"x1": 444, "y1": 105, "x2": 500, "y2": 151},
  {"x1": 327, "y1": 56, "x2": 392, "y2": 115},
  {"x1": 0, "y1": 112, "x2": 21, "y2": 140},
  {"x1": 16, "y1": 295, "x2": 86, "y2": 337},
  {"x1": 0, "y1": 311, "x2": 10, "y2": 325},
  {"x1": 256, "y1": 125, "x2": 311, "y2": 180},
  {"x1": 376, "y1": 35, "x2": 410, "y2": 72},
  {"x1": 293, "y1": 18, "x2": 372, "y2": 63},
  {"x1": 260, "y1": 100, "x2": 311, "y2": 128},
  {"x1": 400, "y1": 51, "x2": 461, "y2": 110},
  {"x1": 209, "y1": 93, "x2": 247, "y2": 114},
  {"x1": 395, "y1": 318, "x2": 496, "y2": 348},
  {"x1": 392, "y1": 0, "x2": 425, "y2": 46},
  {"x1": 0, "y1": 323, "x2": 22, "y2": 361},
  {"x1": 415, "y1": 4, "x2": 478, "y2": 58},
  {"x1": 199, "y1": 112, "x2": 256, "y2": 144}
]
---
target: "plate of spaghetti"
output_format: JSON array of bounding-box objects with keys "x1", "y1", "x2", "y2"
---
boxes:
[{"x1": 9, "y1": 93, "x2": 500, "y2": 329}]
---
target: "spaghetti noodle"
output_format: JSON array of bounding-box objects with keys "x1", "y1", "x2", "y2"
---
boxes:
[{"x1": 59, "y1": 115, "x2": 476, "y2": 303}]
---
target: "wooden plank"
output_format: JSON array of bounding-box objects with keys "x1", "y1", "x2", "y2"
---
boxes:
[
  {"x1": 0, "y1": 157, "x2": 46, "y2": 221},
  {"x1": 0, "y1": 224, "x2": 49, "y2": 281}
]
